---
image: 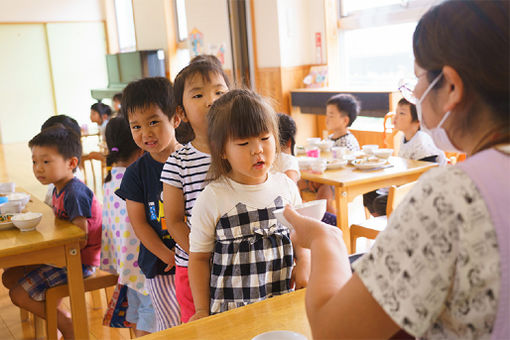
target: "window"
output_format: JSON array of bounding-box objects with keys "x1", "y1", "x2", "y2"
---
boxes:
[
  {"x1": 175, "y1": 0, "x2": 188, "y2": 42},
  {"x1": 114, "y1": 0, "x2": 136, "y2": 52},
  {"x1": 335, "y1": 0, "x2": 435, "y2": 91}
]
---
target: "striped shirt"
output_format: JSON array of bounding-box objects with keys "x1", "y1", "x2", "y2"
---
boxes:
[{"x1": 160, "y1": 143, "x2": 211, "y2": 266}]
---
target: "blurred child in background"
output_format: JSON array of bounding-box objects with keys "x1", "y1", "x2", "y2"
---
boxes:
[{"x1": 272, "y1": 113, "x2": 300, "y2": 182}]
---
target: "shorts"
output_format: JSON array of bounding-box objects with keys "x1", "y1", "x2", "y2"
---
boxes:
[
  {"x1": 175, "y1": 265, "x2": 195, "y2": 323},
  {"x1": 19, "y1": 264, "x2": 95, "y2": 301},
  {"x1": 125, "y1": 288, "x2": 156, "y2": 333}
]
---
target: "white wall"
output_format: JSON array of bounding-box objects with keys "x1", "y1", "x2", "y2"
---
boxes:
[
  {"x1": 184, "y1": 0, "x2": 233, "y2": 70},
  {"x1": 133, "y1": 0, "x2": 168, "y2": 52},
  {"x1": 0, "y1": 0, "x2": 105, "y2": 22},
  {"x1": 253, "y1": 0, "x2": 281, "y2": 68}
]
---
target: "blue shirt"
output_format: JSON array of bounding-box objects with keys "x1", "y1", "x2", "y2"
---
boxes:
[{"x1": 115, "y1": 153, "x2": 176, "y2": 278}]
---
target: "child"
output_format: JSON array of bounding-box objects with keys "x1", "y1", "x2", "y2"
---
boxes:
[
  {"x1": 161, "y1": 59, "x2": 230, "y2": 323},
  {"x1": 2, "y1": 125, "x2": 102, "y2": 340},
  {"x1": 115, "y1": 77, "x2": 182, "y2": 331},
  {"x1": 99, "y1": 116, "x2": 153, "y2": 336},
  {"x1": 112, "y1": 93, "x2": 122, "y2": 116},
  {"x1": 40, "y1": 114, "x2": 84, "y2": 206},
  {"x1": 272, "y1": 113, "x2": 300, "y2": 182},
  {"x1": 325, "y1": 94, "x2": 361, "y2": 151},
  {"x1": 188, "y1": 89, "x2": 310, "y2": 320},
  {"x1": 363, "y1": 98, "x2": 447, "y2": 216},
  {"x1": 90, "y1": 102, "x2": 113, "y2": 139}
]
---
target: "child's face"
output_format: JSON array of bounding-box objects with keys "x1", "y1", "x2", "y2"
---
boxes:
[
  {"x1": 393, "y1": 103, "x2": 417, "y2": 132},
  {"x1": 325, "y1": 104, "x2": 349, "y2": 132},
  {"x1": 113, "y1": 99, "x2": 121, "y2": 112},
  {"x1": 179, "y1": 72, "x2": 228, "y2": 140},
  {"x1": 90, "y1": 109, "x2": 102, "y2": 125},
  {"x1": 128, "y1": 104, "x2": 180, "y2": 162},
  {"x1": 31, "y1": 145, "x2": 76, "y2": 189},
  {"x1": 223, "y1": 132, "x2": 276, "y2": 185}
]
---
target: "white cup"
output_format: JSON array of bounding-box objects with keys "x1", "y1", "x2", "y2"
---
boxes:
[{"x1": 331, "y1": 146, "x2": 347, "y2": 159}]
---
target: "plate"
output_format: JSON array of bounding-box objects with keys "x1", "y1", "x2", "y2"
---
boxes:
[
  {"x1": 0, "y1": 213, "x2": 16, "y2": 230},
  {"x1": 252, "y1": 330, "x2": 308, "y2": 340},
  {"x1": 326, "y1": 159, "x2": 348, "y2": 170},
  {"x1": 352, "y1": 159, "x2": 387, "y2": 170}
]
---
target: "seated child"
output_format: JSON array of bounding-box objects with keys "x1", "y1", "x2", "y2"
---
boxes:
[
  {"x1": 188, "y1": 89, "x2": 310, "y2": 320},
  {"x1": 272, "y1": 113, "x2": 300, "y2": 182},
  {"x1": 90, "y1": 102, "x2": 113, "y2": 140},
  {"x1": 40, "y1": 114, "x2": 84, "y2": 206},
  {"x1": 100, "y1": 116, "x2": 152, "y2": 336},
  {"x1": 2, "y1": 125, "x2": 102, "y2": 340},
  {"x1": 299, "y1": 94, "x2": 361, "y2": 214},
  {"x1": 363, "y1": 98, "x2": 447, "y2": 216},
  {"x1": 115, "y1": 77, "x2": 182, "y2": 332},
  {"x1": 112, "y1": 92, "x2": 122, "y2": 116}
]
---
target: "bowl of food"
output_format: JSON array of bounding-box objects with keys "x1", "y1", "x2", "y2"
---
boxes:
[
  {"x1": 326, "y1": 158, "x2": 348, "y2": 170},
  {"x1": 273, "y1": 199, "x2": 327, "y2": 230},
  {"x1": 318, "y1": 139, "x2": 334, "y2": 152},
  {"x1": 11, "y1": 212, "x2": 42, "y2": 232},
  {"x1": 374, "y1": 148, "x2": 393, "y2": 159},
  {"x1": 306, "y1": 137, "x2": 321, "y2": 147},
  {"x1": 362, "y1": 144, "x2": 379, "y2": 156},
  {"x1": 0, "y1": 213, "x2": 16, "y2": 231},
  {"x1": 352, "y1": 157, "x2": 387, "y2": 170}
]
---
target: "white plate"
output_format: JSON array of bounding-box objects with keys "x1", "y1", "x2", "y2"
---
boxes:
[
  {"x1": 252, "y1": 330, "x2": 308, "y2": 340},
  {"x1": 326, "y1": 159, "x2": 348, "y2": 170},
  {"x1": 0, "y1": 221, "x2": 14, "y2": 230},
  {"x1": 352, "y1": 159, "x2": 387, "y2": 170}
]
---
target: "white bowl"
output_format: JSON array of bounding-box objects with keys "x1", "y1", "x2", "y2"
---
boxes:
[
  {"x1": 306, "y1": 137, "x2": 321, "y2": 146},
  {"x1": 0, "y1": 201, "x2": 23, "y2": 214},
  {"x1": 273, "y1": 199, "x2": 327, "y2": 230},
  {"x1": 0, "y1": 182, "x2": 15, "y2": 192},
  {"x1": 362, "y1": 144, "x2": 379, "y2": 155},
  {"x1": 374, "y1": 148, "x2": 393, "y2": 159},
  {"x1": 252, "y1": 331, "x2": 307, "y2": 340},
  {"x1": 326, "y1": 158, "x2": 348, "y2": 170},
  {"x1": 5, "y1": 192, "x2": 30, "y2": 209},
  {"x1": 12, "y1": 212, "x2": 42, "y2": 231},
  {"x1": 297, "y1": 157, "x2": 315, "y2": 170}
]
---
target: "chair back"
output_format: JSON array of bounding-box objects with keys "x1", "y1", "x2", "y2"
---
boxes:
[
  {"x1": 382, "y1": 112, "x2": 396, "y2": 148},
  {"x1": 386, "y1": 181, "x2": 417, "y2": 216},
  {"x1": 79, "y1": 153, "x2": 106, "y2": 195}
]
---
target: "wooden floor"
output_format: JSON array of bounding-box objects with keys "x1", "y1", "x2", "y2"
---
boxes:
[{"x1": 0, "y1": 269, "x2": 131, "y2": 340}]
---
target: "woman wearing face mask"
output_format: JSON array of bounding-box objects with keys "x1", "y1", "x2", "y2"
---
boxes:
[{"x1": 282, "y1": 1, "x2": 509, "y2": 339}]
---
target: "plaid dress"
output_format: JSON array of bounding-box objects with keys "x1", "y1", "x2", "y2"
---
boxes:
[{"x1": 209, "y1": 196, "x2": 293, "y2": 314}]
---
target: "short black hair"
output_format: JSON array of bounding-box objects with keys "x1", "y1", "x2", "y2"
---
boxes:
[
  {"x1": 112, "y1": 93, "x2": 122, "y2": 102},
  {"x1": 121, "y1": 77, "x2": 177, "y2": 122},
  {"x1": 91, "y1": 102, "x2": 112, "y2": 118},
  {"x1": 29, "y1": 125, "x2": 82, "y2": 171},
  {"x1": 277, "y1": 113, "x2": 297, "y2": 155},
  {"x1": 104, "y1": 116, "x2": 140, "y2": 182},
  {"x1": 326, "y1": 94, "x2": 360, "y2": 127},
  {"x1": 397, "y1": 98, "x2": 418, "y2": 122},
  {"x1": 41, "y1": 115, "x2": 81, "y2": 137}
]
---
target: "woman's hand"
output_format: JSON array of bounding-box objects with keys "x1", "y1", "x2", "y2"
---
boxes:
[{"x1": 283, "y1": 205, "x2": 342, "y2": 250}]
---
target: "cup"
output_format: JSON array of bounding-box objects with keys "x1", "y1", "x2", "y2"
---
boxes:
[
  {"x1": 305, "y1": 146, "x2": 320, "y2": 158},
  {"x1": 331, "y1": 146, "x2": 347, "y2": 159}
]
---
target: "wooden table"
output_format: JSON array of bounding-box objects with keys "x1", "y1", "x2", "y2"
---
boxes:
[
  {"x1": 301, "y1": 156, "x2": 436, "y2": 253},
  {"x1": 139, "y1": 289, "x2": 311, "y2": 340},
  {"x1": 0, "y1": 190, "x2": 89, "y2": 339}
]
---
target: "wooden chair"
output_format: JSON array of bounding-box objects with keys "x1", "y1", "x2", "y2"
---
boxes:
[
  {"x1": 33, "y1": 269, "x2": 118, "y2": 340},
  {"x1": 80, "y1": 152, "x2": 106, "y2": 195},
  {"x1": 350, "y1": 181, "x2": 416, "y2": 253}
]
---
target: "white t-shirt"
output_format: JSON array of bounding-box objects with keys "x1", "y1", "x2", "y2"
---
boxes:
[
  {"x1": 271, "y1": 153, "x2": 300, "y2": 180},
  {"x1": 190, "y1": 172, "x2": 302, "y2": 253},
  {"x1": 399, "y1": 131, "x2": 447, "y2": 165},
  {"x1": 353, "y1": 166, "x2": 500, "y2": 339},
  {"x1": 160, "y1": 142, "x2": 211, "y2": 267}
]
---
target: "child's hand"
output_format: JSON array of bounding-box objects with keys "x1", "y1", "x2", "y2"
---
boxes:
[
  {"x1": 291, "y1": 251, "x2": 311, "y2": 289},
  {"x1": 188, "y1": 309, "x2": 209, "y2": 322},
  {"x1": 284, "y1": 205, "x2": 342, "y2": 249},
  {"x1": 163, "y1": 249, "x2": 176, "y2": 272}
]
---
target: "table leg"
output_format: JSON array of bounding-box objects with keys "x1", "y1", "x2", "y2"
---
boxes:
[
  {"x1": 64, "y1": 242, "x2": 89, "y2": 340},
  {"x1": 335, "y1": 187, "x2": 351, "y2": 254}
]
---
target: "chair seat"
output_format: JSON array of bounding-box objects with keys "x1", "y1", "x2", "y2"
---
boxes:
[
  {"x1": 46, "y1": 269, "x2": 118, "y2": 300},
  {"x1": 352, "y1": 215, "x2": 387, "y2": 231}
]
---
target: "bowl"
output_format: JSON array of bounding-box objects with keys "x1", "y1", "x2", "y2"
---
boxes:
[
  {"x1": 4, "y1": 192, "x2": 30, "y2": 209},
  {"x1": 362, "y1": 144, "x2": 379, "y2": 155},
  {"x1": 252, "y1": 331, "x2": 307, "y2": 340},
  {"x1": 306, "y1": 137, "x2": 321, "y2": 146},
  {"x1": 318, "y1": 139, "x2": 334, "y2": 151},
  {"x1": 273, "y1": 199, "x2": 327, "y2": 230},
  {"x1": 0, "y1": 201, "x2": 23, "y2": 214},
  {"x1": 374, "y1": 148, "x2": 393, "y2": 159},
  {"x1": 326, "y1": 158, "x2": 348, "y2": 170},
  {"x1": 0, "y1": 182, "x2": 15, "y2": 192},
  {"x1": 297, "y1": 157, "x2": 315, "y2": 170},
  {"x1": 12, "y1": 212, "x2": 42, "y2": 231}
]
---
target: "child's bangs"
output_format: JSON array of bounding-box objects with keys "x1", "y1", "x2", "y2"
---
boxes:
[{"x1": 227, "y1": 104, "x2": 271, "y2": 140}]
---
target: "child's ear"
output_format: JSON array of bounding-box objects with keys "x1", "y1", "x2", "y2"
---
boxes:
[
  {"x1": 69, "y1": 157, "x2": 79, "y2": 171},
  {"x1": 172, "y1": 114, "x2": 181, "y2": 128},
  {"x1": 176, "y1": 106, "x2": 188, "y2": 123}
]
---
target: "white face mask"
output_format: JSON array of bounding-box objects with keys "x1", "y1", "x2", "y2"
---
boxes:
[{"x1": 416, "y1": 72, "x2": 461, "y2": 153}]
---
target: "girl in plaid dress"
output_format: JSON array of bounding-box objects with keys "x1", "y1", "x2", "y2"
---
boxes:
[{"x1": 188, "y1": 89, "x2": 311, "y2": 321}]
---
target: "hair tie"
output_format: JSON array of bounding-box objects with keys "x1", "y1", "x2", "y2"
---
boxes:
[{"x1": 111, "y1": 147, "x2": 119, "y2": 152}]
